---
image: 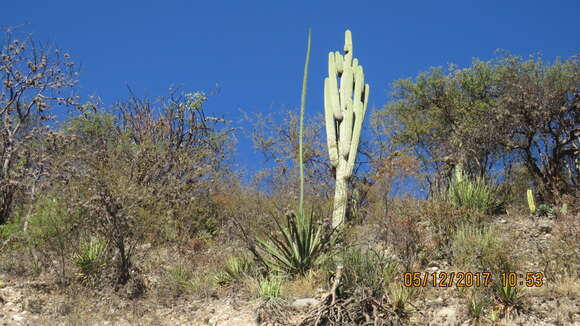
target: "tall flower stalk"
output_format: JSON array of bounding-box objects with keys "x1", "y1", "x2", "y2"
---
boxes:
[{"x1": 298, "y1": 29, "x2": 311, "y2": 217}]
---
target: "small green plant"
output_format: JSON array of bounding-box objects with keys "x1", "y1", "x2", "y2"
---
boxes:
[
  {"x1": 215, "y1": 254, "x2": 255, "y2": 286},
  {"x1": 169, "y1": 264, "x2": 193, "y2": 290},
  {"x1": 536, "y1": 204, "x2": 555, "y2": 218},
  {"x1": 166, "y1": 264, "x2": 214, "y2": 296},
  {"x1": 321, "y1": 246, "x2": 398, "y2": 297},
  {"x1": 258, "y1": 275, "x2": 283, "y2": 301},
  {"x1": 489, "y1": 309, "x2": 500, "y2": 322},
  {"x1": 388, "y1": 283, "x2": 415, "y2": 315},
  {"x1": 560, "y1": 203, "x2": 568, "y2": 215},
  {"x1": 443, "y1": 164, "x2": 501, "y2": 214},
  {"x1": 496, "y1": 282, "x2": 522, "y2": 306},
  {"x1": 527, "y1": 189, "x2": 536, "y2": 214},
  {"x1": 0, "y1": 221, "x2": 21, "y2": 240},
  {"x1": 73, "y1": 236, "x2": 107, "y2": 286},
  {"x1": 468, "y1": 295, "x2": 486, "y2": 319}
]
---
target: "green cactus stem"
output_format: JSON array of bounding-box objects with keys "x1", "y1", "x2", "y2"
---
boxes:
[
  {"x1": 527, "y1": 189, "x2": 536, "y2": 214},
  {"x1": 324, "y1": 30, "x2": 370, "y2": 228}
]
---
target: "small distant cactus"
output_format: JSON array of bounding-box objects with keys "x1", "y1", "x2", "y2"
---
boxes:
[
  {"x1": 527, "y1": 189, "x2": 536, "y2": 214},
  {"x1": 324, "y1": 30, "x2": 370, "y2": 228},
  {"x1": 560, "y1": 203, "x2": 568, "y2": 215}
]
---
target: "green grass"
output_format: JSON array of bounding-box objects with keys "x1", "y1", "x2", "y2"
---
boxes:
[
  {"x1": 215, "y1": 254, "x2": 255, "y2": 286},
  {"x1": 258, "y1": 275, "x2": 283, "y2": 301}
]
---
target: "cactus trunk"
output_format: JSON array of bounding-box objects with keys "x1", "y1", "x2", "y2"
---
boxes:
[{"x1": 324, "y1": 30, "x2": 369, "y2": 229}]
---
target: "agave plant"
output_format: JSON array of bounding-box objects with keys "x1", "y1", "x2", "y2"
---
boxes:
[
  {"x1": 445, "y1": 164, "x2": 501, "y2": 214},
  {"x1": 73, "y1": 236, "x2": 108, "y2": 286},
  {"x1": 254, "y1": 30, "x2": 337, "y2": 276},
  {"x1": 496, "y1": 282, "x2": 522, "y2": 306},
  {"x1": 215, "y1": 254, "x2": 255, "y2": 286},
  {"x1": 257, "y1": 209, "x2": 328, "y2": 275}
]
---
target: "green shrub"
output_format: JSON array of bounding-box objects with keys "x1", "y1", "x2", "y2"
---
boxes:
[
  {"x1": 321, "y1": 246, "x2": 398, "y2": 297},
  {"x1": 27, "y1": 197, "x2": 78, "y2": 283},
  {"x1": 215, "y1": 254, "x2": 255, "y2": 286},
  {"x1": 0, "y1": 221, "x2": 21, "y2": 240},
  {"x1": 73, "y1": 236, "x2": 107, "y2": 286},
  {"x1": 536, "y1": 204, "x2": 555, "y2": 218}
]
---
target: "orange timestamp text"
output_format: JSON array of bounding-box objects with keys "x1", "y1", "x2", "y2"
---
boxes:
[{"x1": 402, "y1": 272, "x2": 544, "y2": 288}]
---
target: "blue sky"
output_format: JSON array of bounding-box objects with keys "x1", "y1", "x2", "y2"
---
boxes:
[{"x1": 2, "y1": 0, "x2": 579, "y2": 181}]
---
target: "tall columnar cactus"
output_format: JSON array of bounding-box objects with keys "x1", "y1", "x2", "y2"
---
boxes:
[
  {"x1": 527, "y1": 189, "x2": 536, "y2": 214},
  {"x1": 324, "y1": 30, "x2": 370, "y2": 228}
]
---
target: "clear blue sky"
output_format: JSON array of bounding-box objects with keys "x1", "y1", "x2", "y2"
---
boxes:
[{"x1": 2, "y1": 0, "x2": 579, "y2": 178}]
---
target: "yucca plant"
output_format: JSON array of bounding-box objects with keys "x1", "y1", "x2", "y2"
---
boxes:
[
  {"x1": 257, "y1": 209, "x2": 327, "y2": 275},
  {"x1": 73, "y1": 236, "x2": 107, "y2": 286},
  {"x1": 489, "y1": 310, "x2": 500, "y2": 322},
  {"x1": 445, "y1": 164, "x2": 500, "y2": 214},
  {"x1": 388, "y1": 283, "x2": 416, "y2": 315}
]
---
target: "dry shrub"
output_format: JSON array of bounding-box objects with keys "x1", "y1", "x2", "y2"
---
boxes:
[
  {"x1": 452, "y1": 223, "x2": 513, "y2": 274},
  {"x1": 283, "y1": 270, "x2": 323, "y2": 299},
  {"x1": 420, "y1": 201, "x2": 485, "y2": 258},
  {"x1": 542, "y1": 210, "x2": 579, "y2": 280},
  {"x1": 379, "y1": 197, "x2": 429, "y2": 270}
]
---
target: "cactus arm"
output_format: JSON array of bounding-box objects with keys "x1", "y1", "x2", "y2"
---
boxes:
[
  {"x1": 340, "y1": 64, "x2": 354, "y2": 114},
  {"x1": 328, "y1": 52, "x2": 336, "y2": 78},
  {"x1": 344, "y1": 30, "x2": 353, "y2": 54},
  {"x1": 346, "y1": 83, "x2": 369, "y2": 176},
  {"x1": 335, "y1": 51, "x2": 344, "y2": 75},
  {"x1": 324, "y1": 77, "x2": 339, "y2": 167},
  {"x1": 340, "y1": 98, "x2": 354, "y2": 159},
  {"x1": 328, "y1": 52, "x2": 343, "y2": 121}
]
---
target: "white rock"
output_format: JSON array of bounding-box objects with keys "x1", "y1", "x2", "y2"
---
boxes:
[
  {"x1": 13, "y1": 314, "x2": 25, "y2": 321},
  {"x1": 291, "y1": 298, "x2": 320, "y2": 309}
]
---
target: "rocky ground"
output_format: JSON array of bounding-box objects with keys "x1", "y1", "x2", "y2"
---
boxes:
[{"x1": 1, "y1": 212, "x2": 578, "y2": 326}]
